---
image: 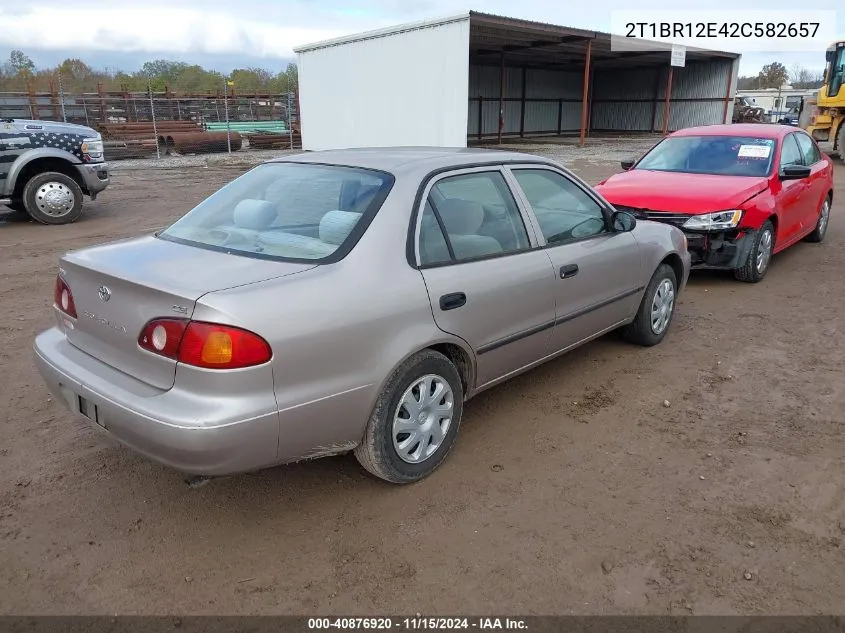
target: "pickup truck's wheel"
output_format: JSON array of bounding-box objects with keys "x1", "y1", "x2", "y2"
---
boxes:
[
  {"x1": 734, "y1": 220, "x2": 774, "y2": 283},
  {"x1": 354, "y1": 350, "x2": 463, "y2": 484},
  {"x1": 622, "y1": 263, "x2": 677, "y2": 347},
  {"x1": 22, "y1": 172, "x2": 83, "y2": 225},
  {"x1": 804, "y1": 195, "x2": 831, "y2": 243}
]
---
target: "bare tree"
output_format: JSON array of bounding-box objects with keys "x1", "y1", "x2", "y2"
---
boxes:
[{"x1": 790, "y1": 63, "x2": 813, "y2": 85}]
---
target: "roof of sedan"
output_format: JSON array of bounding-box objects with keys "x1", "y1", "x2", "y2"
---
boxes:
[
  {"x1": 671, "y1": 124, "x2": 794, "y2": 139},
  {"x1": 269, "y1": 146, "x2": 555, "y2": 173}
]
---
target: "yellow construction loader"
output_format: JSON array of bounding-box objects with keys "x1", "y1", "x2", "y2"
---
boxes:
[{"x1": 806, "y1": 40, "x2": 845, "y2": 160}]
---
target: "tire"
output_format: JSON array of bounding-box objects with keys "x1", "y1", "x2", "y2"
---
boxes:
[
  {"x1": 354, "y1": 350, "x2": 464, "y2": 484},
  {"x1": 838, "y1": 123, "x2": 845, "y2": 164},
  {"x1": 22, "y1": 172, "x2": 84, "y2": 225},
  {"x1": 622, "y1": 264, "x2": 678, "y2": 347},
  {"x1": 733, "y1": 220, "x2": 774, "y2": 283},
  {"x1": 804, "y1": 195, "x2": 831, "y2": 243}
]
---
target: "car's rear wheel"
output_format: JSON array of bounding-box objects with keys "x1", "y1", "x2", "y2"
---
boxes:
[
  {"x1": 734, "y1": 220, "x2": 774, "y2": 283},
  {"x1": 622, "y1": 263, "x2": 677, "y2": 347},
  {"x1": 22, "y1": 172, "x2": 84, "y2": 225},
  {"x1": 804, "y1": 195, "x2": 831, "y2": 243},
  {"x1": 354, "y1": 350, "x2": 463, "y2": 484}
]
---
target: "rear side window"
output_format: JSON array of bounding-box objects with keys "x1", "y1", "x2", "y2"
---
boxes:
[
  {"x1": 160, "y1": 163, "x2": 393, "y2": 262},
  {"x1": 419, "y1": 171, "x2": 530, "y2": 264},
  {"x1": 779, "y1": 135, "x2": 803, "y2": 168},
  {"x1": 794, "y1": 133, "x2": 822, "y2": 165}
]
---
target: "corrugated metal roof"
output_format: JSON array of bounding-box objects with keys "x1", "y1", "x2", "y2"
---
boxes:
[{"x1": 295, "y1": 10, "x2": 740, "y2": 61}]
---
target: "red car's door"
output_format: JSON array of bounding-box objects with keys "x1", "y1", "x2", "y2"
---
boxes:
[
  {"x1": 773, "y1": 133, "x2": 808, "y2": 246},
  {"x1": 793, "y1": 132, "x2": 830, "y2": 234}
]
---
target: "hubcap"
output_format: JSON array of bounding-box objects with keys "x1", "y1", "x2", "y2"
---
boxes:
[
  {"x1": 35, "y1": 182, "x2": 75, "y2": 217},
  {"x1": 756, "y1": 229, "x2": 773, "y2": 273},
  {"x1": 650, "y1": 278, "x2": 675, "y2": 335},
  {"x1": 818, "y1": 199, "x2": 830, "y2": 236},
  {"x1": 392, "y1": 374, "x2": 454, "y2": 464}
]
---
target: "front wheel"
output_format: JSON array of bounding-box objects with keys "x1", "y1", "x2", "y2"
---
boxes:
[
  {"x1": 22, "y1": 172, "x2": 84, "y2": 225},
  {"x1": 734, "y1": 220, "x2": 774, "y2": 283},
  {"x1": 354, "y1": 350, "x2": 464, "y2": 484},
  {"x1": 805, "y1": 196, "x2": 831, "y2": 243},
  {"x1": 622, "y1": 263, "x2": 678, "y2": 347}
]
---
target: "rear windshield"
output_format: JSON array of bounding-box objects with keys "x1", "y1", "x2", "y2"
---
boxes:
[
  {"x1": 635, "y1": 135, "x2": 776, "y2": 177},
  {"x1": 159, "y1": 162, "x2": 393, "y2": 262}
]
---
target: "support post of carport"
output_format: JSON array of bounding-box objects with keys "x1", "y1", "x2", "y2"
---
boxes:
[
  {"x1": 579, "y1": 38, "x2": 592, "y2": 147},
  {"x1": 520, "y1": 67, "x2": 527, "y2": 138},
  {"x1": 662, "y1": 66, "x2": 674, "y2": 135},
  {"x1": 498, "y1": 51, "x2": 505, "y2": 145},
  {"x1": 722, "y1": 60, "x2": 734, "y2": 123}
]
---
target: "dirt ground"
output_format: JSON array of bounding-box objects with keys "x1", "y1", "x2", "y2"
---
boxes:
[{"x1": 0, "y1": 144, "x2": 843, "y2": 616}]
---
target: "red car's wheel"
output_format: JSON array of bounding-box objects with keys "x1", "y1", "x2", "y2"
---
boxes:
[
  {"x1": 734, "y1": 220, "x2": 774, "y2": 283},
  {"x1": 805, "y1": 195, "x2": 832, "y2": 243}
]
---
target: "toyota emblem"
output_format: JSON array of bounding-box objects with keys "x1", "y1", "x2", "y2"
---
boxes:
[{"x1": 98, "y1": 285, "x2": 111, "y2": 302}]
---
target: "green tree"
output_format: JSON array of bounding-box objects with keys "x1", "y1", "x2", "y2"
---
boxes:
[
  {"x1": 8, "y1": 49, "x2": 35, "y2": 76},
  {"x1": 756, "y1": 62, "x2": 789, "y2": 89},
  {"x1": 57, "y1": 58, "x2": 94, "y2": 90}
]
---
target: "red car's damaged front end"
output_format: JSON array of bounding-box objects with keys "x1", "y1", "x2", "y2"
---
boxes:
[
  {"x1": 595, "y1": 124, "x2": 834, "y2": 282},
  {"x1": 597, "y1": 168, "x2": 773, "y2": 269}
]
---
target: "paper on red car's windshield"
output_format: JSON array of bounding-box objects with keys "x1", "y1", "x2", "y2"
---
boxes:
[{"x1": 737, "y1": 144, "x2": 772, "y2": 159}]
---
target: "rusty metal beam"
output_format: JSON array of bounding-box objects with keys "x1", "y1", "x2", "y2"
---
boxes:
[
  {"x1": 579, "y1": 38, "x2": 592, "y2": 147},
  {"x1": 662, "y1": 66, "x2": 674, "y2": 135},
  {"x1": 519, "y1": 67, "x2": 527, "y2": 138},
  {"x1": 498, "y1": 51, "x2": 505, "y2": 144}
]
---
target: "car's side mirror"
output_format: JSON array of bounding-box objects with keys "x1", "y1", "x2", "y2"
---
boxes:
[
  {"x1": 620, "y1": 159, "x2": 636, "y2": 171},
  {"x1": 612, "y1": 210, "x2": 637, "y2": 232},
  {"x1": 779, "y1": 164, "x2": 811, "y2": 180}
]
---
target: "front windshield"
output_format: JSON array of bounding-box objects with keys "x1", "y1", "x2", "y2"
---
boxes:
[
  {"x1": 160, "y1": 162, "x2": 393, "y2": 262},
  {"x1": 635, "y1": 135, "x2": 776, "y2": 177}
]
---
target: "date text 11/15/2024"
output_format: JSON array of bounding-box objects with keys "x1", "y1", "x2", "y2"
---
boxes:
[{"x1": 307, "y1": 617, "x2": 528, "y2": 630}]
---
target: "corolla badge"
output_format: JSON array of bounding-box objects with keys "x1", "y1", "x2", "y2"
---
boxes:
[
  {"x1": 98, "y1": 285, "x2": 111, "y2": 302},
  {"x1": 81, "y1": 310, "x2": 126, "y2": 334}
]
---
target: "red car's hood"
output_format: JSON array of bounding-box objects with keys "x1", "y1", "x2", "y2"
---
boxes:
[{"x1": 595, "y1": 170, "x2": 769, "y2": 214}]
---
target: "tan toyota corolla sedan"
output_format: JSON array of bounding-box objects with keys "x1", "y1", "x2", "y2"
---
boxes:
[{"x1": 34, "y1": 148, "x2": 690, "y2": 484}]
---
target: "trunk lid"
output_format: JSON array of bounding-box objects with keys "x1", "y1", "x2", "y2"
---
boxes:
[{"x1": 59, "y1": 236, "x2": 314, "y2": 390}]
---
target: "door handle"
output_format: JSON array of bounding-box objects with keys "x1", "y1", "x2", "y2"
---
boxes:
[
  {"x1": 560, "y1": 264, "x2": 579, "y2": 279},
  {"x1": 439, "y1": 292, "x2": 467, "y2": 311}
]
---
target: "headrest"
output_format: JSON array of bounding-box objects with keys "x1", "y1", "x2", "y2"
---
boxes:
[
  {"x1": 319, "y1": 210, "x2": 362, "y2": 245},
  {"x1": 233, "y1": 199, "x2": 276, "y2": 230},
  {"x1": 437, "y1": 198, "x2": 484, "y2": 235}
]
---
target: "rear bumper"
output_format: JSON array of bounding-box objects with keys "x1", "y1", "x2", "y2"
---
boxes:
[
  {"x1": 33, "y1": 327, "x2": 280, "y2": 476},
  {"x1": 685, "y1": 228, "x2": 756, "y2": 270},
  {"x1": 74, "y1": 162, "x2": 109, "y2": 198}
]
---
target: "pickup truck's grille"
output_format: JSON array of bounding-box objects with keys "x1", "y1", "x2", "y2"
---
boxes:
[{"x1": 613, "y1": 205, "x2": 691, "y2": 228}]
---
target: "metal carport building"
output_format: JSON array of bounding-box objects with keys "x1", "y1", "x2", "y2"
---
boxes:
[{"x1": 295, "y1": 11, "x2": 740, "y2": 151}]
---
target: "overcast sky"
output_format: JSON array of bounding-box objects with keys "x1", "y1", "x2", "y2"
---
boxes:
[{"x1": 0, "y1": 0, "x2": 842, "y2": 76}]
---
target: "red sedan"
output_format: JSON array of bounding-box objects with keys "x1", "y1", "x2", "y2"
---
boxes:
[{"x1": 595, "y1": 124, "x2": 834, "y2": 282}]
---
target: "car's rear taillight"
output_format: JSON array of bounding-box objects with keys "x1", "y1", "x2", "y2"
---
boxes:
[
  {"x1": 54, "y1": 275, "x2": 77, "y2": 318},
  {"x1": 138, "y1": 318, "x2": 188, "y2": 358},
  {"x1": 138, "y1": 319, "x2": 271, "y2": 369}
]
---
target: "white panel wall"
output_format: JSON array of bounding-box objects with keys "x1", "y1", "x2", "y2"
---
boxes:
[{"x1": 297, "y1": 18, "x2": 470, "y2": 150}]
